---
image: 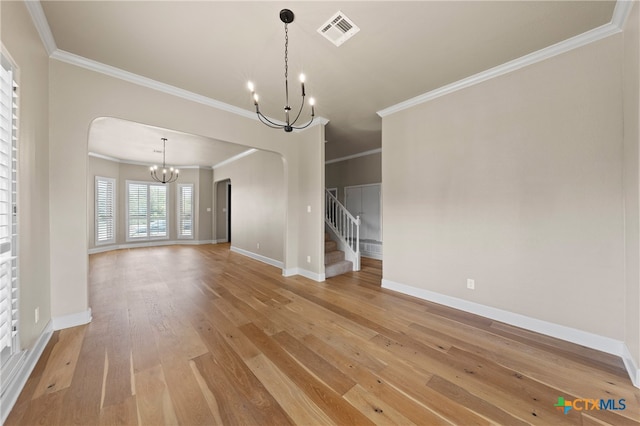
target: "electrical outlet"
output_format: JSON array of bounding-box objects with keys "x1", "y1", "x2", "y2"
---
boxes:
[
  {"x1": 307, "y1": 255, "x2": 311, "y2": 263},
  {"x1": 257, "y1": 242, "x2": 260, "y2": 249},
  {"x1": 467, "y1": 279, "x2": 475, "y2": 290},
  {"x1": 35, "y1": 307, "x2": 39, "y2": 324}
]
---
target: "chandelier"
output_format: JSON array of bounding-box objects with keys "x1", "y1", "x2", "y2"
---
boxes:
[
  {"x1": 149, "y1": 138, "x2": 179, "y2": 184},
  {"x1": 247, "y1": 9, "x2": 315, "y2": 132}
]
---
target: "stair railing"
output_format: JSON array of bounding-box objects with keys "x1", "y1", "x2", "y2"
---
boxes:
[{"x1": 325, "y1": 189, "x2": 360, "y2": 270}]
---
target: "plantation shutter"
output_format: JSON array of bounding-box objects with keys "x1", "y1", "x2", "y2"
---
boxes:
[
  {"x1": 177, "y1": 184, "x2": 193, "y2": 238},
  {"x1": 0, "y1": 54, "x2": 18, "y2": 356},
  {"x1": 149, "y1": 185, "x2": 167, "y2": 237},
  {"x1": 128, "y1": 183, "x2": 148, "y2": 238},
  {"x1": 95, "y1": 177, "x2": 115, "y2": 244},
  {"x1": 126, "y1": 181, "x2": 167, "y2": 240}
]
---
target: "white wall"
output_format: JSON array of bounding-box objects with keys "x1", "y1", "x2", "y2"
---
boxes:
[{"x1": 382, "y1": 34, "x2": 626, "y2": 341}]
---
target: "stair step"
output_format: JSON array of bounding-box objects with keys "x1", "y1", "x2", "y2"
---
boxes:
[
  {"x1": 325, "y1": 232, "x2": 331, "y2": 241},
  {"x1": 324, "y1": 250, "x2": 345, "y2": 265},
  {"x1": 325, "y1": 240, "x2": 338, "y2": 252},
  {"x1": 325, "y1": 260, "x2": 353, "y2": 278}
]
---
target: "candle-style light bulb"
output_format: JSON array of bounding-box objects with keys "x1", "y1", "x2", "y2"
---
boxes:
[
  {"x1": 253, "y1": 93, "x2": 259, "y2": 105},
  {"x1": 309, "y1": 97, "x2": 315, "y2": 116},
  {"x1": 247, "y1": 81, "x2": 255, "y2": 92},
  {"x1": 300, "y1": 73, "x2": 306, "y2": 96}
]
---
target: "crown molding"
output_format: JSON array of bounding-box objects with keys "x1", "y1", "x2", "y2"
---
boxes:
[
  {"x1": 50, "y1": 49, "x2": 258, "y2": 121},
  {"x1": 88, "y1": 152, "x2": 203, "y2": 169},
  {"x1": 325, "y1": 148, "x2": 382, "y2": 165},
  {"x1": 25, "y1": 1, "x2": 328, "y2": 128},
  {"x1": 378, "y1": 1, "x2": 632, "y2": 118},
  {"x1": 50, "y1": 49, "x2": 331, "y2": 129},
  {"x1": 212, "y1": 148, "x2": 258, "y2": 169},
  {"x1": 612, "y1": 0, "x2": 635, "y2": 29},
  {"x1": 24, "y1": 0, "x2": 57, "y2": 55}
]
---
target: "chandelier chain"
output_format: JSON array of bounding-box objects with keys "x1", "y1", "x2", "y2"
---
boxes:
[{"x1": 284, "y1": 24, "x2": 289, "y2": 81}]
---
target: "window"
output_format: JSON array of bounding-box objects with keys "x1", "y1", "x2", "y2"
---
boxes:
[
  {"x1": 95, "y1": 177, "x2": 115, "y2": 245},
  {"x1": 126, "y1": 181, "x2": 168, "y2": 241},
  {"x1": 0, "y1": 52, "x2": 19, "y2": 377},
  {"x1": 177, "y1": 184, "x2": 193, "y2": 239}
]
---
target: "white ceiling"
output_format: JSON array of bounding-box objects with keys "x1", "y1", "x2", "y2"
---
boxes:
[
  {"x1": 88, "y1": 117, "x2": 251, "y2": 168},
  {"x1": 38, "y1": 1, "x2": 617, "y2": 163}
]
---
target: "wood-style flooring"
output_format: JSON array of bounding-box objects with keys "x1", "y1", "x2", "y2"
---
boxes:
[{"x1": 6, "y1": 244, "x2": 640, "y2": 425}]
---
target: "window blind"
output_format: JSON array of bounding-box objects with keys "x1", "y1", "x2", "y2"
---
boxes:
[
  {"x1": 126, "y1": 181, "x2": 167, "y2": 240},
  {"x1": 177, "y1": 184, "x2": 193, "y2": 238},
  {"x1": 0, "y1": 54, "x2": 18, "y2": 359},
  {"x1": 95, "y1": 177, "x2": 115, "y2": 244}
]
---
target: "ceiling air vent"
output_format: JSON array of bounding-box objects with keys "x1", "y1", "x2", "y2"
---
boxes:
[{"x1": 317, "y1": 11, "x2": 359, "y2": 47}]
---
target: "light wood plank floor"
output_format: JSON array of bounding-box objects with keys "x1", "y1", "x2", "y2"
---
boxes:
[{"x1": 6, "y1": 244, "x2": 640, "y2": 425}]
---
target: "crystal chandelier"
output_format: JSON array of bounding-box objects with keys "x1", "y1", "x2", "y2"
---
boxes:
[
  {"x1": 149, "y1": 138, "x2": 179, "y2": 184},
  {"x1": 247, "y1": 9, "x2": 315, "y2": 132}
]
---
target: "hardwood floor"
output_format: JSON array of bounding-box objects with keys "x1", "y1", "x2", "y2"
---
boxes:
[{"x1": 6, "y1": 244, "x2": 640, "y2": 425}]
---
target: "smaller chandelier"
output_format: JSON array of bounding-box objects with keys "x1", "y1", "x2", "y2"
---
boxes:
[
  {"x1": 247, "y1": 9, "x2": 315, "y2": 133},
  {"x1": 150, "y1": 138, "x2": 179, "y2": 184}
]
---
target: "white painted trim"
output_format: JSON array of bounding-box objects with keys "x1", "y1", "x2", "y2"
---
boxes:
[
  {"x1": 381, "y1": 279, "x2": 640, "y2": 387},
  {"x1": 282, "y1": 267, "x2": 326, "y2": 282},
  {"x1": 88, "y1": 239, "x2": 216, "y2": 254},
  {"x1": 48, "y1": 48, "x2": 332, "y2": 129},
  {"x1": 89, "y1": 152, "x2": 205, "y2": 169},
  {"x1": 612, "y1": 0, "x2": 635, "y2": 29},
  {"x1": 0, "y1": 320, "x2": 53, "y2": 425},
  {"x1": 282, "y1": 268, "x2": 298, "y2": 277},
  {"x1": 215, "y1": 239, "x2": 227, "y2": 244},
  {"x1": 230, "y1": 246, "x2": 284, "y2": 269},
  {"x1": 24, "y1": 0, "x2": 57, "y2": 55},
  {"x1": 377, "y1": 22, "x2": 624, "y2": 117},
  {"x1": 51, "y1": 50, "x2": 258, "y2": 120},
  {"x1": 52, "y1": 309, "x2": 92, "y2": 331},
  {"x1": 325, "y1": 148, "x2": 382, "y2": 165},
  {"x1": 622, "y1": 344, "x2": 640, "y2": 388},
  {"x1": 212, "y1": 149, "x2": 258, "y2": 169}
]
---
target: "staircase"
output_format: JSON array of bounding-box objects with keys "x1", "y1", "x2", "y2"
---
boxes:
[{"x1": 324, "y1": 232, "x2": 353, "y2": 278}]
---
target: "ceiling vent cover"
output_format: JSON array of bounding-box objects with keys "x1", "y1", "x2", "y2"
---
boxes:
[{"x1": 317, "y1": 11, "x2": 360, "y2": 47}]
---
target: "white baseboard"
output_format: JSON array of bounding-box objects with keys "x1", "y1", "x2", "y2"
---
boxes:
[
  {"x1": 282, "y1": 267, "x2": 325, "y2": 282},
  {"x1": 215, "y1": 239, "x2": 228, "y2": 243},
  {"x1": 382, "y1": 278, "x2": 639, "y2": 388},
  {"x1": 52, "y1": 308, "x2": 92, "y2": 331},
  {"x1": 622, "y1": 344, "x2": 640, "y2": 388},
  {"x1": 88, "y1": 239, "x2": 216, "y2": 254},
  {"x1": 1, "y1": 320, "x2": 53, "y2": 424},
  {"x1": 230, "y1": 246, "x2": 284, "y2": 269}
]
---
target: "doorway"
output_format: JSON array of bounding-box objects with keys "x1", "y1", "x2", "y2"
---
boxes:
[
  {"x1": 226, "y1": 181, "x2": 231, "y2": 243},
  {"x1": 216, "y1": 179, "x2": 231, "y2": 243}
]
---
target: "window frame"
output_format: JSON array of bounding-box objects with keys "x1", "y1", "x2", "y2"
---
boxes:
[
  {"x1": 177, "y1": 183, "x2": 194, "y2": 240},
  {"x1": 125, "y1": 180, "x2": 169, "y2": 242},
  {"x1": 95, "y1": 176, "x2": 116, "y2": 245},
  {"x1": 0, "y1": 48, "x2": 20, "y2": 384}
]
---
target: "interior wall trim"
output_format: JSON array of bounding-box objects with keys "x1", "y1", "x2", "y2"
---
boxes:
[
  {"x1": 230, "y1": 246, "x2": 284, "y2": 270},
  {"x1": 88, "y1": 240, "x2": 216, "y2": 255},
  {"x1": 377, "y1": 1, "x2": 633, "y2": 118},
  {"x1": 325, "y1": 148, "x2": 382, "y2": 165},
  {"x1": 382, "y1": 278, "x2": 639, "y2": 388},
  {"x1": 0, "y1": 321, "x2": 53, "y2": 425},
  {"x1": 52, "y1": 309, "x2": 92, "y2": 331},
  {"x1": 282, "y1": 267, "x2": 326, "y2": 283}
]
